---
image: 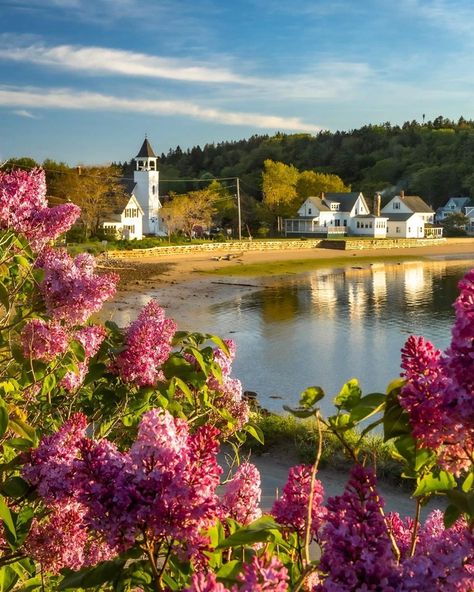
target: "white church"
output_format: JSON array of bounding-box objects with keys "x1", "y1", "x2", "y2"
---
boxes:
[{"x1": 102, "y1": 138, "x2": 165, "y2": 240}]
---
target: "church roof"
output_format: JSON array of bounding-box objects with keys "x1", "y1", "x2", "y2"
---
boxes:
[{"x1": 136, "y1": 138, "x2": 156, "y2": 158}]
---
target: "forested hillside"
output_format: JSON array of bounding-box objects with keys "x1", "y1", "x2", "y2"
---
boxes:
[{"x1": 152, "y1": 117, "x2": 474, "y2": 209}]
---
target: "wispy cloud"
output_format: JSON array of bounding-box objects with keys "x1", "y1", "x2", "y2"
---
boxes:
[
  {"x1": 401, "y1": 0, "x2": 474, "y2": 37},
  {"x1": 12, "y1": 109, "x2": 39, "y2": 118},
  {"x1": 0, "y1": 43, "x2": 250, "y2": 85},
  {"x1": 0, "y1": 86, "x2": 322, "y2": 132}
]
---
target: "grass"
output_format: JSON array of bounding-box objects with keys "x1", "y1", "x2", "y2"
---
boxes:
[
  {"x1": 246, "y1": 412, "x2": 406, "y2": 487},
  {"x1": 209, "y1": 254, "x2": 424, "y2": 278}
]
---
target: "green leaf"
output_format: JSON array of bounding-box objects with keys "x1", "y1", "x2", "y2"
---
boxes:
[
  {"x1": 3, "y1": 438, "x2": 34, "y2": 452},
  {"x1": 216, "y1": 560, "x2": 242, "y2": 580},
  {"x1": 383, "y1": 393, "x2": 410, "y2": 441},
  {"x1": 8, "y1": 419, "x2": 37, "y2": 445},
  {"x1": 300, "y1": 386, "x2": 324, "y2": 408},
  {"x1": 40, "y1": 373, "x2": 56, "y2": 397},
  {"x1": 0, "y1": 496, "x2": 16, "y2": 540},
  {"x1": 217, "y1": 515, "x2": 282, "y2": 549},
  {"x1": 205, "y1": 334, "x2": 230, "y2": 356},
  {"x1": 244, "y1": 424, "x2": 264, "y2": 445},
  {"x1": 69, "y1": 339, "x2": 86, "y2": 363},
  {"x1": 349, "y1": 393, "x2": 385, "y2": 423},
  {"x1": 462, "y1": 472, "x2": 474, "y2": 493},
  {"x1": 12, "y1": 255, "x2": 30, "y2": 268},
  {"x1": 0, "y1": 283, "x2": 10, "y2": 312},
  {"x1": 444, "y1": 504, "x2": 462, "y2": 528},
  {"x1": 446, "y1": 490, "x2": 474, "y2": 518},
  {"x1": 59, "y1": 559, "x2": 126, "y2": 589},
  {"x1": 414, "y1": 470, "x2": 456, "y2": 496},
  {"x1": 1, "y1": 477, "x2": 30, "y2": 499},
  {"x1": 0, "y1": 406, "x2": 9, "y2": 438},
  {"x1": 334, "y1": 379, "x2": 361, "y2": 411},
  {"x1": 386, "y1": 377, "x2": 406, "y2": 395}
]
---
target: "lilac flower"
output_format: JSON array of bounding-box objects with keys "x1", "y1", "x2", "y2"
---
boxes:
[
  {"x1": 38, "y1": 248, "x2": 118, "y2": 325},
  {"x1": 0, "y1": 168, "x2": 80, "y2": 251},
  {"x1": 316, "y1": 464, "x2": 401, "y2": 591},
  {"x1": 21, "y1": 319, "x2": 69, "y2": 362},
  {"x1": 271, "y1": 464, "x2": 326, "y2": 539},
  {"x1": 186, "y1": 572, "x2": 230, "y2": 592},
  {"x1": 111, "y1": 300, "x2": 176, "y2": 387},
  {"x1": 233, "y1": 554, "x2": 289, "y2": 592},
  {"x1": 221, "y1": 462, "x2": 262, "y2": 525}
]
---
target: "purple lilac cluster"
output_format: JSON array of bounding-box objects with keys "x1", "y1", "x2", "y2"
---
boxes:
[
  {"x1": 271, "y1": 464, "x2": 326, "y2": 540},
  {"x1": 0, "y1": 168, "x2": 80, "y2": 252},
  {"x1": 23, "y1": 408, "x2": 223, "y2": 568},
  {"x1": 186, "y1": 555, "x2": 289, "y2": 592},
  {"x1": 111, "y1": 300, "x2": 176, "y2": 387},
  {"x1": 400, "y1": 270, "x2": 474, "y2": 474},
  {"x1": 38, "y1": 248, "x2": 119, "y2": 326},
  {"x1": 207, "y1": 340, "x2": 249, "y2": 432},
  {"x1": 221, "y1": 462, "x2": 262, "y2": 525},
  {"x1": 21, "y1": 319, "x2": 70, "y2": 362},
  {"x1": 316, "y1": 464, "x2": 401, "y2": 591}
]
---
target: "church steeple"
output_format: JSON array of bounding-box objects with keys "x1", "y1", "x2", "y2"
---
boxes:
[{"x1": 135, "y1": 137, "x2": 157, "y2": 171}]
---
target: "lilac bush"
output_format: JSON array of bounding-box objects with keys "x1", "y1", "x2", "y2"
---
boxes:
[{"x1": 0, "y1": 167, "x2": 472, "y2": 591}]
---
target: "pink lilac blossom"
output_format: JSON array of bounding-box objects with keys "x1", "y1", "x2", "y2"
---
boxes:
[
  {"x1": 37, "y1": 248, "x2": 118, "y2": 325},
  {"x1": 21, "y1": 319, "x2": 69, "y2": 362},
  {"x1": 61, "y1": 325, "x2": 106, "y2": 391},
  {"x1": 316, "y1": 464, "x2": 401, "y2": 591},
  {"x1": 271, "y1": 464, "x2": 326, "y2": 540},
  {"x1": 233, "y1": 554, "x2": 289, "y2": 592},
  {"x1": 221, "y1": 462, "x2": 262, "y2": 525},
  {"x1": 25, "y1": 501, "x2": 115, "y2": 574},
  {"x1": 399, "y1": 269, "x2": 474, "y2": 474},
  {"x1": 186, "y1": 572, "x2": 229, "y2": 592},
  {"x1": 22, "y1": 412, "x2": 88, "y2": 504},
  {"x1": 26, "y1": 408, "x2": 223, "y2": 562},
  {"x1": 401, "y1": 510, "x2": 474, "y2": 591},
  {"x1": 0, "y1": 168, "x2": 80, "y2": 251},
  {"x1": 111, "y1": 300, "x2": 176, "y2": 387}
]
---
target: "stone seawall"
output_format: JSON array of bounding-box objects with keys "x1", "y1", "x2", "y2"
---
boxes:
[
  {"x1": 321, "y1": 238, "x2": 447, "y2": 250},
  {"x1": 104, "y1": 237, "x2": 457, "y2": 258}
]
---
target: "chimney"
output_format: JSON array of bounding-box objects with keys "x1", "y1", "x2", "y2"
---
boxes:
[
  {"x1": 400, "y1": 190, "x2": 405, "y2": 199},
  {"x1": 320, "y1": 191, "x2": 325, "y2": 201},
  {"x1": 374, "y1": 192, "x2": 381, "y2": 217}
]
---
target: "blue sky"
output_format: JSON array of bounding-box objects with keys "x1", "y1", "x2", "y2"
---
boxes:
[{"x1": 1, "y1": 0, "x2": 474, "y2": 165}]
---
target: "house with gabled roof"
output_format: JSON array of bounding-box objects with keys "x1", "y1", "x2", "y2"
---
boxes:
[
  {"x1": 436, "y1": 197, "x2": 472, "y2": 223},
  {"x1": 381, "y1": 191, "x2": 438, "y2": 238},
  {"x1": 285, "y1": 192, "x2": 388, "y2": 237},
  {"x1": 102, "y1": 194, "x2": 144, "y2": 240}
]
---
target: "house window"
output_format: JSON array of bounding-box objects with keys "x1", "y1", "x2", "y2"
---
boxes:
[
  {"x1": 369, "y1": 222, "x2": 373, "y2": 228},
  {"x1": 396, "y1": 226, "x2": 401, "y2": 233},
  {"x1": 335, "y1": 219, "x2": 340, "y2": 226},
  {"x1": 152, "y1": 185, "x2": 156, "y2": 194},
  {"x1": 343, "y1": 220, "x2": 347, "y2": 226},
  {"x1": 393, "y1": 202, "x2": 400, "y2": 210},
  {"x1": 308, "y1": 208, "x2": 312, "y2": 215},
  {"x1": 408, "y1": 227, "x2": 411, "y2": 233}
]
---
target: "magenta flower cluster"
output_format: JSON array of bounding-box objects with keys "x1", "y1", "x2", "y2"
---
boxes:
[
  {"x1": 0, "y1": 168, "x2": 80, "y2": 251},
  {"x1": 23, "y1": 408, "x2": 223, "y2": 570},
  {"x1": 186, "y1": 555, "x2": 289, "y2": 592},
  {"x1": 221, "y1": 462, "x2": 262, "y2": 525},
  {"x1": 111, "y1": 299, "x2": 176, "y2": 387},
  {"x1": 38, "y1": 247, "x2": 119, "y2": 326},
  {"x1": 272, "y1": 464, "x2": 326, "y2": 540},
  {"x1": 21, "y1": 319, "x2": 70, "y2": 362},
  {"x1": 400, "y1": 270, "x2": 474, "y2": 473}
]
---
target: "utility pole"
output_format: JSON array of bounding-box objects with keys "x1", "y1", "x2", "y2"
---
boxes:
[{"x1": 236, "y1": 177, "x2": 242, "y2": 241}]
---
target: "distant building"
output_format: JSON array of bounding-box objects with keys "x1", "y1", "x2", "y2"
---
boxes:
[
  {"x1": 436, "y1": 197, "x2": 472, "y2": 223},
  {"x1": 381, "y1": 191, "x2": 438, "y2": 238},
  {"x1": 102, "y1": 137, "x2": 165, "y2": 239}
]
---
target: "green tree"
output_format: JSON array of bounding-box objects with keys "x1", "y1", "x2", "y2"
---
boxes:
[
  {"x1": 262, "y1": 159, "x2": 299, "y2": 216},
  {"x1": 296, "y1": 170, "x2": 350, "y2": 200},
  {"x1": 161, "y1": 188, "x2": 217, "y2": 239},
  {"x1": 441, "y1": 212, "x2": 469, "y2": 236}
]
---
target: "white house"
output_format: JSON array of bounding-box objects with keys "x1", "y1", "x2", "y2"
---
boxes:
[
  {"x1": 285, "y1": 192, "x2": 388, "y2": 237},
  {"x1": 381, "y1": 191, "x2": 437, "y2": 238},
  {"x1": 102, "y1": 194, "x2": 144, "y2": 240}
]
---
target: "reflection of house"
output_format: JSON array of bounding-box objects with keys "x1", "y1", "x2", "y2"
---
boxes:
[
  {"x1": 285, "y1": 192, "x2": 388, "y2": 237},
  {"x1": 381, "y1": 191, "x2": 439, "y2": 238},
  {"x1": 102, "y1": 194, "x2": 144, "y2": 240},
  {"x1": 102, "y1": 138, "x2": 165, "y2": 240}
]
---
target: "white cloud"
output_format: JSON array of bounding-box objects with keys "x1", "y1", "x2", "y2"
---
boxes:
[
  {"x1": 0, "y1": 43, "x2": 250, "y2": 85},
  {"x1": 401, "y1": 0, "x2": 474, "y2": 36},
  {"x1": 0, "y1": 86, "x2": 322, "y2": 132},
  {"x1": 12, "y1": 109, "x2": 39, "y2": 118}
]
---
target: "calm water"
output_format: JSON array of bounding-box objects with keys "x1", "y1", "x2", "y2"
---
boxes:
[{"x1": 167, "y1": 258, "x2": 473, "y2": 415}]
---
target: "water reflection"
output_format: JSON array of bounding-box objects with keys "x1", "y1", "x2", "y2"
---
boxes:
[{"x1": 203, "y1": 259, "x2": 473, "y2": 415}]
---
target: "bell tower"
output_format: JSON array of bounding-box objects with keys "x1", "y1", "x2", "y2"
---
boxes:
[{"x1": 133, "y1": 137, "x2": 161, "y2": 235}]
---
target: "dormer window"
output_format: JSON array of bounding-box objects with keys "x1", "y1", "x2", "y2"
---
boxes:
[{"x1": 330, "y1": 202, "x2": 340, "y2": 211}]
